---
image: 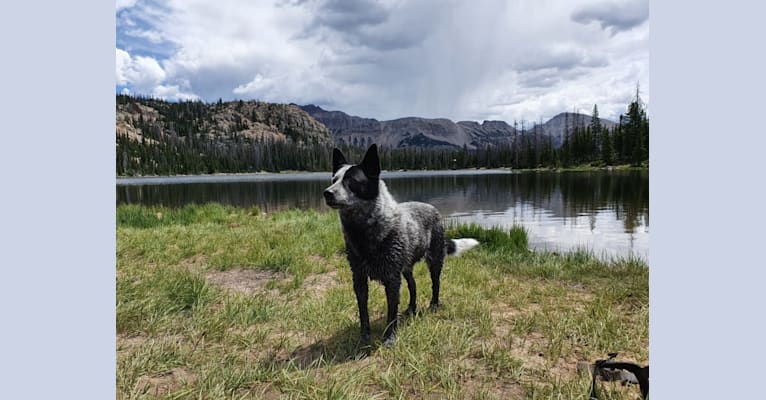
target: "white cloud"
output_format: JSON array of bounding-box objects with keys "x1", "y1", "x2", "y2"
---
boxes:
[
  {"x1": 115, "y1": 48, "x2": 166, "y2": 91},
  {"x1": 115, "y1": 48, "x2": 131, "y2": 85},
  {"x1": 116, "y1": 48, "x2": 199, "y2": 101},
  {"x1": 116, "y1": 0, "x2": 139, "y2": 12},
  {"x1": 124, "y1": 28, "x2": 165, "y2": 44},
  {"x1": 116, "y1": 0, "x2": 649, "y2": 122},
  {"x1": 232, "y1": 74, "x2": 273, "y2": 96},
  {"x1": 152, "y1": 84, "x2": 200, "y2": 101}
]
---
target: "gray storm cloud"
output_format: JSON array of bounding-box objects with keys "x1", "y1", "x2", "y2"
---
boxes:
[{"x1": 571, "y1": 0, "x2": 649, "y2": 33}]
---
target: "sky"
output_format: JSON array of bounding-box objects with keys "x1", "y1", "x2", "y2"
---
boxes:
[{"x1": 116, "y1": 0, "x2": 649, "y2": 123}]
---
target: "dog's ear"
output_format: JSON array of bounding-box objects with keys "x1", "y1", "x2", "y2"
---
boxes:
[
  {"x1": 360, "y1": 144, "x2": 381, "y2": 178},
  {"x1": 332, "y1": 148, "x2": 347, "y2": 174}
]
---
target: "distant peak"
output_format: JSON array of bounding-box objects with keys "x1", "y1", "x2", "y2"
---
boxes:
[{"x1": 299, "y1": 104, "x2": 324, "y2": 112}]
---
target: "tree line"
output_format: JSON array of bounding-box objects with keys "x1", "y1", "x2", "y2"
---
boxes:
[{"x1": 116, "y1": 92, "x2": 648, "y2": 176}]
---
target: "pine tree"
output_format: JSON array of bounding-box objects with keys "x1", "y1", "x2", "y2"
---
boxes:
[
  {"x1": 590, "y1": 104, "x2": 602, "y2": 163},
  {"x1": 624, "y1": 84, "x2": 648, "y2": 166},
  {"x1": 601, "y1": 126, "x2": 614, "y2": 165}
]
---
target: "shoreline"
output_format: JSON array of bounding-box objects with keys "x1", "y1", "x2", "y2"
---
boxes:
[{"x1": 116, "y1": 164, "x2": 647, "y2": 183}]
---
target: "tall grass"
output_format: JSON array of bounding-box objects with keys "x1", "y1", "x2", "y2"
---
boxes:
[
  {"x1": 117, "y1": 203, "x2": 260, "y2": 228},
  {"x1": 447, "y1": 222, "x2": 529, "y2": 253}
]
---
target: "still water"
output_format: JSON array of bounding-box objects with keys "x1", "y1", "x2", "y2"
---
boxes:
[{"x1": 117, "y1": 170, "x2": 648, "y2": 260}]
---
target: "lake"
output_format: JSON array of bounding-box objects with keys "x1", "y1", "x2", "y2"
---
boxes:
[{"x1": 117, "y1": 169, "x2": 648, "y2": 260}]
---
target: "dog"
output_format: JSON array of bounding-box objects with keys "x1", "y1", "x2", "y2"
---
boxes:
[{"x1": 323, "y1": 144, "x2": 479, "y2": 347}]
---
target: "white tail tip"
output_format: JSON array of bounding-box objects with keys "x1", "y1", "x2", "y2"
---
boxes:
[{"x1": 452, "y1": 238, "x2": 479, "y2": 256}]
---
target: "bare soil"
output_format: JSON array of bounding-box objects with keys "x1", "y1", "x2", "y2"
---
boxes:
[{"x1": 205, "y1": 268, "x2": 288, "y2": 296}]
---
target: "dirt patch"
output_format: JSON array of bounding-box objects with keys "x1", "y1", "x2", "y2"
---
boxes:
[
  {"x1": 490, "y1": 303, "x2": 542, "y2": 341},
  {"x1": 248, "y1": 385, "x2": 282, "y2": 400},
  {"x1": 134, "y1": 367, "x2": 196, "y2": 396},
  {"x1": 116, "y1": 334, "x2": 146, "y2": 351},
  {"x1": 307, "y1": 254, "x2": 345, "y2": 269},
  {"x1": 302, "y1": 270, "x2": 339, "y2": 297},
  {"x1": 206, "y1": 268, "x2": 288, "y2": 296},
  {"x1": 563, "y1": 289, "x2": 595, "y2": 312},
  {"x1": 117, "y1": 334, "x2": 188, "y2": 352},
  {"x1": 508, "y1": 332, "x2": 548, "y2": 372},
  {"x1": 307, "y1": 255, "x2": 326, "y2": 264},
  {"x1": 461, "y1": 370, "x2": 526, "y2": 399},
  {"x1": 452, "y1": 358, "x2": 525, "y2": 398},
  {"x1": 484, "y1": 380, "x2": 525, "y2": 399},
  {"x1": 487, "y1": 289, "x2": 594, "y2": 380}
]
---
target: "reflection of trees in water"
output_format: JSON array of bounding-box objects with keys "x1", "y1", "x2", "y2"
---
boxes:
[
  {"x1": 556, "y1": 170, "x2": 648, "y2": 233},
  {"x1": 117, "y1": 180, "x2": 329, "y2": 211},
  {"x1": 117, "y1": 170, "x2": 648, "y2": 233},
  {"x1": 386, "y1": 170, "x2": 648, "y2": 233}
]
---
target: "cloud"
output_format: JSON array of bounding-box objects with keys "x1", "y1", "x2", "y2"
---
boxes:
[
  {"x1": 116, "y1": 0, "x2": 139, "y2": 11},
  {"x1": 115, "y1": 0, "x2": 649, "y2": 122},
  {"x1": 517, "y1": 68, "x2": 588, "y2": 89},
  {"x1": 571, "y1": 0, "x2": 649, "y2": 34},
  {"x1": 117, "y1": 1, "x2": 177, "y2": 61},
  {"x1": 232, "y1": 74, "x2": 270, "y2": 96},
  {"x1": 116, "y1": 48, "x2": 199, "y2": 101},
  {"x1": 298, "y1": 0, "x2": 447, "y2": 51},
  {"x1": 115, "y1": 48, "x2": 166, "y2": 90},
  {"x1": 152, "y1": 84, "x2": 200, "y2": 101},
  {"x1": 515, "y1": 48, "x2": 609, "y2": 72},
  {"x1": 306, "y1": 0, "x2": 388, "y2": 33},
  {"x1": 124, "y1": 28, "x2": 165, "y2": 44}
]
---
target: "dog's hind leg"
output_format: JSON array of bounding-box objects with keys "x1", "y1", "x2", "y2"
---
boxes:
[
  {"x1": 402, "y1": 267, "x2": 417, "y2": 316},
  {"x1": 426, "y1": 258, "x2": 443, "y2": 312},
  {"x1": 382, "y1": 279, "x2": 401, "y2": 347},
  {"x1": 426, "y1": 228, "x2": 446, "y2": 312},
  {"x1": 352, "y1": 272, "x2": 371, "y2": 345}
]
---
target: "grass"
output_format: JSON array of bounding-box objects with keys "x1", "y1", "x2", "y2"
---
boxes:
[
  {"x1": 508, "y1": 163, "x2": 648, "y2": 173},
  {"x1": 117, "y1": 203, "x2": 648, "y2": 399}
]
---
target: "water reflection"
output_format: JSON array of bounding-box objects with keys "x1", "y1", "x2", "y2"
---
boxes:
[
  {"x1": 117, "y1": 179, "x2": 328, "y2": 212},
  {"x1": 117, "y1": 170, "x2": 648, "y2": 259}
]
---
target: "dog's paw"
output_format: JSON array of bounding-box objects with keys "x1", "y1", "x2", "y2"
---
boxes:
[
  {"x1": 382, "y1": 335, "x2": 397, "y2": 348},
  {"x1": 354, "y1": 346, "x2": 372, "y2": 359},
  {"x1": 403, "y1": 307, "x2": 417, "y2": 317},
  {"x1": 358, "y1": 333, "x2": 371, "y2": 347},
  {"x1": 429, "y1": 303, "x2": 440, "y2": 312}
]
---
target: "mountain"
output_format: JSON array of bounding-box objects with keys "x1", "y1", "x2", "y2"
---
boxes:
[
  {"x1": 299, "y1": 105, "x2": 516, "y2": 149},
  {"x1": 117, "y1": 96, "x2": 332, "y2": 146},
  {"x1": 299, "y1": 105, "x2": 617, "y2": 149},
  {"x1": 116, "y1": 95, "x2": 617, "y2": 153},
  {"x1": 541, "y1": 112, "x2": 618, "y2": 147}
]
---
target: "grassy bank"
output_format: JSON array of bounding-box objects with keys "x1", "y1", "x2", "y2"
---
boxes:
[
  {"x1": 117, "y1": 204, "x2": 648, "y2": 399},
  {"x1": 507, "y1": 163, "x2": 648, "y2": 173}
]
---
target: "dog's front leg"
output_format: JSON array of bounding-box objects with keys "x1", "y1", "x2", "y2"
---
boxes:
[
  {"x1": 352, "y1": 272, "x2": 371, "y2": 345},
  {"x1": 382, "y1": 279, "x2": 401, "y2": 347}
]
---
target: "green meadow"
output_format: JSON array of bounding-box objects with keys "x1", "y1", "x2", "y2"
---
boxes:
[{"x1": 117, "y1": 203, "x2": 648, "y2": 399}]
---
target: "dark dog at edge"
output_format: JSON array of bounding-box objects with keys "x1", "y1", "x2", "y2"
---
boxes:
[{"x1": 323, "y1": 144, "x2": 479, "y2": 347}]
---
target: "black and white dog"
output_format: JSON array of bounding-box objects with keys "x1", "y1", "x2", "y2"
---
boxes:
[{"x1": 323, "y1": 144, "x2": 478, "y2": 346}]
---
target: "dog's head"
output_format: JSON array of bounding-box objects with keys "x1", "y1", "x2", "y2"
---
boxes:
[{"x1": 323, "y1": 144, "x2": 381, "y2": 209}]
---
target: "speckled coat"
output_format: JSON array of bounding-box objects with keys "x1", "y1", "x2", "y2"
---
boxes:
[{"x1": 324, "y1": 145, "x2": 478, "y2": 346}]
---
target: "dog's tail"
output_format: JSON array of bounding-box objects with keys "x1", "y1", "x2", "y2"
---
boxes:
[{"x1": 445, "y1": 238, "x2": 479, "y2": 257}]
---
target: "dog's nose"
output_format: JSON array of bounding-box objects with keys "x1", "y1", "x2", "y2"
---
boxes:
[{"x1": 323, "y1": 190, "x2": 333, "y2": 200}]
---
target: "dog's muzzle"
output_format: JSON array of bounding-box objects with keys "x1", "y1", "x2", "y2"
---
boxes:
[{"x1": 323, "y1": 189, "x2": 339, "y2": 208}]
